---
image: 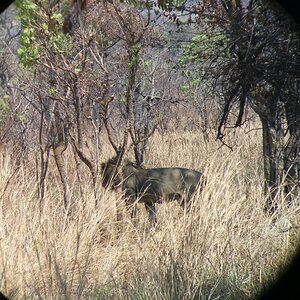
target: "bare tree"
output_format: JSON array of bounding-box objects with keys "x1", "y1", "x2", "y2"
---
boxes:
[{"x1": 184, "y1": 0, "x2": 300, "y2": 212}]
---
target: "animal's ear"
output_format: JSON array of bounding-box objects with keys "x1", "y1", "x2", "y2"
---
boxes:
[
  {"x1": 132, "y1": 162, "x2": 144, "y2": 169},
  {"x1": 123, "y1": 159, "x2": 133, "y2": 166}
]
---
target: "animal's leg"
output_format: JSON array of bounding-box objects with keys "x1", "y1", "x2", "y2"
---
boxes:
[
  {"x1": 185, "y1": 191, "x2": 193, "y2": 211},
  {"x1": 144, "y1": 202, "x2": 157, "y2": 226},
  {"x1": 125, "y1": 199, "x2": 139, "y2": 226},
  {"x1": 177, "y1": 197, "x2": 186, "y2": 210},
  {"x1": 177, "y1": 191, "x2": 192, "y2": 212},
  {"x1": 125, "y1": 190, "x2": 138, "y2": 223},
  {"x1": 130, "y1": 203, "x2": 138, "y2": 219}
]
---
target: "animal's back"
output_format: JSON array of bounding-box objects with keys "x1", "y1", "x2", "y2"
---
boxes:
[
  {"x1": 140, "y1": 167, "x2": 203, "y2": 197},
  {"x1": 146, "y1": 167, "x2": 202, "y2": 182}
]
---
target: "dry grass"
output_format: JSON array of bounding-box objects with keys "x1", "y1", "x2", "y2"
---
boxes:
[{"x1": 0, "y1": 126, "x2": 300, "y2": 299}]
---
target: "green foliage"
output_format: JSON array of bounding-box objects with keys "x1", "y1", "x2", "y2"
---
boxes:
[
  {"x1": 128, "y1": 43, "x2": 142, "y2": 70},
  {"x1": 143, "y1": 59, "x2": 152, "y2": 69},
  {"x1": 155, "y1": 0, "x2": 186, "y2": 10},
  {"x1": 15, "y1": 0, "x2": 72, "y2": 68},
  {"x1": 179, "y1": 32, "x2": 229, "y2": 92},
  {"x1": 48, "y1": 31, "x2": 73, "y2": 55},
  {"x1": 15, "y1": 0, "x2": 39, "y2": 67},
  {"x1": 119, "y1": 96, "x2": 127, "y2": 104},
  {"x1": 17, "y1": 28, "x2": 39, "y2": 67},
  {"x1": 0, "y1": 96, "x2": 27, "y2": 125},
  {"x1": 49, "y1": 87, "x2": 57, "y2": 97},
  {"x1": 15, "y1": 0, "x2": 39, "y2": 24},
  {"x1": 180, "y1": 78, "x2": 200, "y2": 92},
  {"x1": 16, "y1": 113, "x2": 27, "y2": 124},
  {"x1": 96, "y1": 35, "x2": 111, "y2": 49},
  {"x1": 60, "y1": 0, "x2": 72, "y2": 15},
  {"x1": 180, "y1": 32, "x2": 229, "y2": 66},
  {"x1": 121, "y1": 0, "x2": 152, "y2": 10}
]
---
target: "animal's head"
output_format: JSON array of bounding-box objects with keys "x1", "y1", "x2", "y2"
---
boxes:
[
  {"x1": 100, "y1": 157, "x2": 122, "y2": 189},
  {"x1": 122, "y1": 159, "x2": 143, "y2": 178}
]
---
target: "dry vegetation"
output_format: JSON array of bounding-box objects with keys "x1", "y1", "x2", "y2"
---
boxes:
[{"x1": 0, "y1": 124, "x2": 300, "y2": 300}]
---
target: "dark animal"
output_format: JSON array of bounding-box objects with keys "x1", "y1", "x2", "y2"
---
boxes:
[{"x1": 101, "y1": 158, "x2": 205, "y2": 225}]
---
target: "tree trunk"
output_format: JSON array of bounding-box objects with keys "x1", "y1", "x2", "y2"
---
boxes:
[
  {"x1": 284, "y1": 87, "x2": 300, "y2": 200},
  {"x1": 260, "y1": 116, "x2": 283, "y2": 213},
  {"x1": 284, "y1": 133, "x2": 300, "y2": 200},
  {"x1": 53, "y1": 143, "x2": 70, "y2": 210},
  {"x1": 52, "y1": 106, "x2": 70, "y2": 210},
  {"x1": 252, "y1": 95, "x2": 286, "y2": 213}
]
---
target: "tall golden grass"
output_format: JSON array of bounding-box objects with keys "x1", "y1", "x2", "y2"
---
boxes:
[{"x1": 0, "y1": 126, "x2": 299, "y2": 299}]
